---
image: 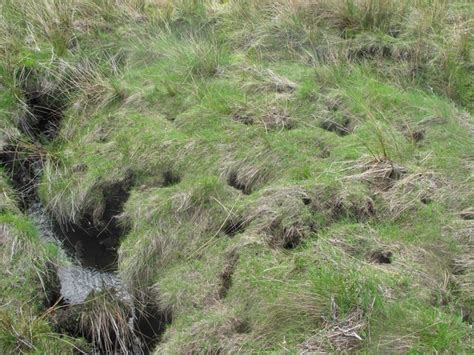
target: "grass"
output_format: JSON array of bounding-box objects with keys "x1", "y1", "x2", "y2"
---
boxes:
[
  {"x1": 51, "y1": 289, "x2": 134, "y2": 354},
  {"x1": 0, "y1": 0, "x2": 473, "y2": 353},
  {"x1": 0, "y1": 174, "x2": 86, "y2": 353}
]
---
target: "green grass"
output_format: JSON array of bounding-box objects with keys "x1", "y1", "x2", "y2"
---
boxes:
[
  {"x1": 0, "y1": 0, "x2": 473, "y2": 353},
  {"x1": 0, "y1": 174, "x2": 85, "y2": 353}
]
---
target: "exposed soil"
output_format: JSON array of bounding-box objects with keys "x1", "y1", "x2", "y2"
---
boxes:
[
  {"x1": 54, "y1": 179, "x2": 132, "y2": 270},
  {"x1": 320, "y1": 118, "x2": 352, "y2": 136},
  {"x1": 41, "y1": 261, "x2": 63, "y2": 308},
  {"x1": 134, "y1": 290, "x2": 173, "y2": 352},
  {"x1": 223, "y1": 218, "x2": 246, "y2": 237},
  {"x1": 0, "y1": 143, "x2": 43, "y2": 209},
  {"x1": 370, "y1": 250, "x2": 393, "y2": 264},
  {"x1": 217, "y1": 250, "x2": 239, "y2": 299}
]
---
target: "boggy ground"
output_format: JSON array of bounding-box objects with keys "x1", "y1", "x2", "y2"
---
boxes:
[{"x1": 0, "y1": 0, "x2": 473, "y2": 353}]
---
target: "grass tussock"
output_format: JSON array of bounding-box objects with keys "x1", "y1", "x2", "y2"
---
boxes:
[
  {"x1": 79, "y1": 291, "x2": 134, "y2": 353},
  {"x1": 245, "y1": 187, "x2": 312, "y2": 248}
]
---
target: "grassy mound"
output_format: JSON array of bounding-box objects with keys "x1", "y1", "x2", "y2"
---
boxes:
[{"x1": 0, "y1": 0, "x2": 473, "y2": 352}]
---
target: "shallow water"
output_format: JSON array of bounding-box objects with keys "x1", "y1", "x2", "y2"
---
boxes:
[
  {"x1": 57, "y1": 265, "x2": 123, "y2": 304},
  {"x1": 27, "y1": 202, "x2": 126, "y2": 304}
]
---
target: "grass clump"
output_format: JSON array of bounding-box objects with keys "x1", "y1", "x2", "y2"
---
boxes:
[{"x1": 53, "y1": 290, "x2": 134, "y2": 353}]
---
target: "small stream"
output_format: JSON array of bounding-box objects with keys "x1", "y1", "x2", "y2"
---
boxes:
[
  {"x1": 27, "y1": 202, "x2": 126, "y2": 305},
  {"x1": 0, "y1": 83, "x2": 169, "y2": 353}
]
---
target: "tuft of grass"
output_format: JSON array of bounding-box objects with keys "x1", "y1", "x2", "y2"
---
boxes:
[
  {"x1": 0, "y1": 306, "x2": 86, "y2": 354},
  {"x1": 79, "y1": 290, "x2": 134, "y2": 354}
]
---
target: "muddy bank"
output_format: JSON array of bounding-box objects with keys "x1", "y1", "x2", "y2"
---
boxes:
[
  {"x1": 53, "y1": 179, "x2": 133, "y2": 271},
  {"x1": 28, "y1": 202, "x2": 124, "y2": 305},
  {"x1": 0, "y1": 142, "x2": 43, "y2": 209}
]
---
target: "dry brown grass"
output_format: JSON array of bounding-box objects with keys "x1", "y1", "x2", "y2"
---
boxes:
[
  {"x1": 299, "y1": 308, "x2": 366, "y2": 353},
  {"x1": 239, "y1": 65, "x2": 298, "y2": 94},
  {"x1": 246, "y1": 187, "x2": 311, "y2": 249},
  {"x1": 382, "y1": 172, "x2": 442, "y2": 217},
  {"x1": 221, "y1": 150, "x2": 277, "y2": 195},
  {"x1": 348, "y1": 156, "x2": 407, "y2": 191},
  {"x1": 79, "y1": 291, "x2": 134, "y2": 354}
]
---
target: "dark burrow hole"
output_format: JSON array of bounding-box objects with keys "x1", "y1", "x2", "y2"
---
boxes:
[
  {"x1": 277, "y1": 224, "x2": 303, "y2": 250},
  {"x1": 403, "y1": 125, "x2": 425, "y2": 144},
  {"x1": 0, "y1": 142, "x2": 43, "y2": 210},
  {"x1": 227, "y1": 170, "x2": 252, "y2": 195},
  {"x1": 233, "y1": 319, "x2": 251, "y2": 334},
  {"x1": 451, "y1": 258, "x2": 465, "y2": 276},
  {"x1": 315, "y1": 139, "x2": 331, "y2": 158},
  {"x1": 460, "y1": 209, "x2": 474, "y2": 221},
  {"x1": 462, "y1": 311, "x2": 472, "y2": 324},
  {"x1": 388, "y1": 28, "x2": 401, "y2": 38},
  {"x1": 0, "y1": 77, "x2": 66, "y2": 209},
  {"x1": 263, "y1": 109, "x2": 295, "y2": 130},
  {"x1": 320, "y1": 118, "x2": 352, "y2": 136},
  {"x1": 134, "y1": 294, "x2": 173, "y2": 353},
  {"x1": 218, "y1": 251, "x2": 239, "y2": 300},
  {"x1": 53, "y1": 179, "x2": 133, "y2": 271},
  {"x1": 409, "y1": 130, "x2": 425, "y2": 143},
  {"x1": 162, "y1": 170, "x2": 181, "y2": 187},
  {"x1": 420, "y1": 196, "x2": 432, "y2": 205},
  {"x1": 223, "y1": 218, "x2": 246, "y2": 237},
  {"x1": 347, "y1": 44, "x2": 393, "y2": 61},
  {"x1": 370, "y1": 250, "x2": 393, "y2": 264},
  {"x1": 232, "y1": 111, "x2": 254, "y2": 125},
  {"x1": 302, "y1": 197, "x2": 311, "y2": 205},
  {"x1": 330, "y1": 197, "x2": 376, "y2": 222},
  {"x1": 20, "y1": 85, "x2": 65, "y2": 141},
  {"x1": 283, "y1": 236, "x2": 301, "y2": 249},
  {"x1": 388, "y1": 165, "x2": 405, "y2": 181}
]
